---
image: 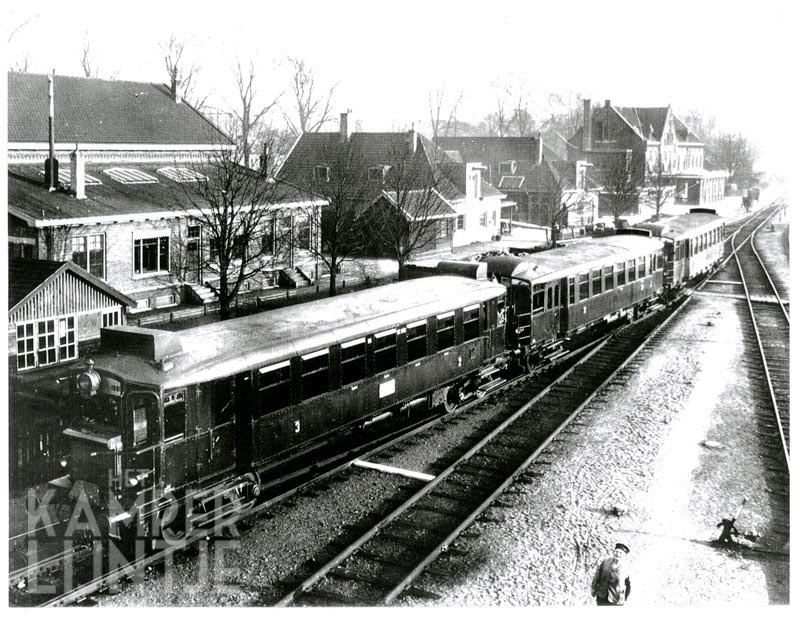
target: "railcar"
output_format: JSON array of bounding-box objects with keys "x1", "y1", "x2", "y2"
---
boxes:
[
  {"x1": 54, "y1": 276, "x2": 508, "y2": 539},
  {"x1": 636, "y1": 209, "x2": 725, "y2": 296}
]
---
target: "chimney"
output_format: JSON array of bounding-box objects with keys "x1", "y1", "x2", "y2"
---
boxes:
[
  {"x1": 259, "y1": 142, "x2": 269, "y2": 174},
  {"x1": 340, "y1": 110, "x2": 351, "y2": 142},
  {"x1": 605, "y1": 99, "x2": 611, "y2": 108},
  {"x1": 47, "y1": 71, "x2": 57, "y2": 191},
  {"x1": 408, "y1": 128, "x2": 417, "y2": 155},
  {"x1": 70, "y1": 145, "x2": 86, "y2": 200},
  {"x1": 171, "y1": 77, "x2": 181, "y2": 103},
  {"x1": 582, "y1": 99, "x2": 592, "y2": 152},
  {"x1": 536, "y1": 132, "x2": 543, "y2": 164}
]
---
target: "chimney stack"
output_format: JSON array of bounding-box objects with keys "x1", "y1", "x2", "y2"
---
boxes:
[
  {"x1": 536, "y1": 132, "x2": 543, "y2": 164},
  {"x1": 605, "y1": 99, "x2": 611, "y2": 108},
  {"x1": 340, "y1": 110, "x2": 351, "y2": 142},
  {"x1": 47, "y1": 71, "x2": 57, "y2": 191},
  {"x1": 582, "y1": 99, "x2": 592, "y2": 153},
  {"x1": 70, "y1": 145, "x2": 86, "y2": 200},
  {"x1": 171, "y1": 77, "x2": 181, "y2": 103},
  {"x1": 408, "y1": 127, "x2": 417, "y2": 155}
]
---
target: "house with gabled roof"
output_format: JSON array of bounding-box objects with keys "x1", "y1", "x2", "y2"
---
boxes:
[
  {"x1": 278, "y1": 114, "x2": 508, "y2": 252},
  {"x1": 7, "y1": 71, "x2": 323, "y2": 314},
  {"x1": 437, "y1": 136, "x2": 597, "y2": 234},
  {"x1": 567, "y1": 99, "x2": 726, "y2": 211}
]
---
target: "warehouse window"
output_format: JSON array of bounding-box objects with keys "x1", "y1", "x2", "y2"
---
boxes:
[
  {"x1": 301, "y1": 349, "x2": 330, "y2": 400},
  {"x1": 579, "y1": 273, "x2": 590, "y2": 301},
  {"x1": 463, "y1": 304, "x2": 481, "y2": 341},
  {"x1": 616, "y1": 263, "x2": 625, "y2": 287},
  {"x1": 406, "y1": 320, "x2": 428, "y2": 362},
  {"x1": 341, "y1": 339, "x2": 367, "y2": 385},
  {"x1": 15, "y1": 316, "x2": 77, "y2": 371},
  {"x1": 591, "y1": 269, "x2": 602, "y2": 296},
  {"x1": 374, "y1": 329, "x2": 397, "y2": 373},
  {"x1": 604, "y1": 265, "x2": 614, "y2": 291},
  {"x1": 258, "y1": 361, "x2": 292, "y2": 415},
  {"x1": 436, "y1": 312, "x2": 455, "y2": 350},
  {"x1": 134, "y1": 235, "x2": 169, "y2": 275}
]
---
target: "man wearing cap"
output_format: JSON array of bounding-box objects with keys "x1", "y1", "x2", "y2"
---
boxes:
[{"x1": 591, "y1": 543, "x2": 632, "y2": 606}]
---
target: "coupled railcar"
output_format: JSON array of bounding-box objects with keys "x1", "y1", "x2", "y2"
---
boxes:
[
  {"x1": 636, "y1": 209, "x2": 725, "y2": 294},
  {"x1": 473, "y1": 233, "x2": 665, "y2": 368},
  {"x1": 56, "y1": 276, "x2": 508, "y2": 538}
]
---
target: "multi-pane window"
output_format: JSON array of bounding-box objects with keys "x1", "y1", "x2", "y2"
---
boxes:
[
  {"x1": 374, "y1": 330, "x2": 397, "y2": 373},
  {"x1": 479, "y1": 211, "x2": 487, "y2": 227},
  {"x1": 16, "y1": 323, "x2": 35, "y2": 370},
  {"x1": 102, "y1": 308, "x2": 121, "y2": 328},
  {"x1": 341, "y1": 339, "x2": 366, "y2": 386},
  {"x1": 258, "y1": 361, "x2": 292, "y2": 415},
  {"x1": 406, "y1": 320, "x2": 428, "y2": 362},
  {"x1": 58, "y1": 317, "x2": 76, "y2": 361},
  {"x1": 616, "y1": 263, "x2": 626, "y2": 287},
  {"x1": 71, "y1": 234, "x2": 105, "y2": 278},
  {"x1": 134, "y1": 235, "x2": 169, "y2": 275},
  {"x1": 456, "y1": 215, "x2": 465, "y2": 231},
  {"x1": 37, "y1": 319, "x2": 57, "y2": 366},
  {"x1": 15, "y1": 316, "x2": 77, "y2": 371},
  {"x1": 579, "y1": 273, "x2": 590, "y2": 301},
  {"x1": 301, "y1": 349, "x2": 330, "y2": 400},
  {"x1": 263, "y1": 220, "x2": 276, "y2": 255},
  {"x1": 463, "y1": 304, "x2": 481, "y2": 341},
  {"x1": 436, "y1": 312, "x2": 455, "y2": 351}
]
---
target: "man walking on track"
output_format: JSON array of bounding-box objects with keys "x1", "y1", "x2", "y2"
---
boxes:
[{"x1": 591, "y1": 542, "x2": 632, "y2": 606}]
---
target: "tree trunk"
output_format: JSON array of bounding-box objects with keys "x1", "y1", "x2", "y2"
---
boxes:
[
  {"x1": 397, "y1": 257, "x2": 407, "y2": 281},
  {"x1": 328, "y1": 257, "x2": 338, "y2": 297},
  {"x1": 218, "y1": 273, "x2": 231, "y2": 320}
]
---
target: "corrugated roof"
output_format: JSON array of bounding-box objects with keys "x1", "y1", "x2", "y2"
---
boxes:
[{"x1": 8, "y1": 72, "x2": 231, "y2": 146}]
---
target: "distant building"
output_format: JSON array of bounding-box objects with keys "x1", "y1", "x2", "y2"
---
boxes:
[
  {"x1": 7, "y1": 72, "x2": 322, "y2": 312},
  {"x1": 278, "y1": 113, "x2": 507, "y2": 252}
]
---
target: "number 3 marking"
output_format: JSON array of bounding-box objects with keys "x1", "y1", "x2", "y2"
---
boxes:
[{"x1": 294, "y1": 420, "x2": 301, "y2": 433}]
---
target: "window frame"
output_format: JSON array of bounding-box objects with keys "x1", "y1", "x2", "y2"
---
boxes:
[
  {"x1": 406, "y1": 319, "x2": 428, "y2": 362},
  {"x1": 258, "y1": 360, "x2": 293, "y2": 416},
  {"x1": 133, "y1": 234, "x2": 170, "y2": 276}
]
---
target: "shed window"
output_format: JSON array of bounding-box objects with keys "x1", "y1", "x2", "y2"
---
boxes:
[
  {"x1": 58, "y1": 317, "x2": 76, "y2": 362},
  {"x1": 578, "y1": 273, "x2": 590, "y2": 301},
  {"x1": 341, "y1": 339, "x2": 367, "y2": 385},
  {"x1": 463, "y1": 304, "x2": 481, "y2": 341},
  {"x1": 259, "y1": 361, "x2": 292, "y2": 415},
  {"x1": 301, "y1": 350, "x2": 330, "y2": 400},
  {"x1": 604, "y1": 265, "x2": 614, "y2": 290},
  {"x1": 16, "y1": 323, "x2": 35, "y2": 370},
  {"x1": 16, "y1": 316, "x2": 77, "y2": 370},
  {"x1": 591, "y1": 269, "x2": 602, "y2": 296},
  {"x1": 436, "y1": 312, "x2": 455, "y2": 351},
  {"x1": 37, "y1": 319, "x2": 57, "y2": 366},
  {"x1": 374, "y1": 329, "x2": 397, "y2": 373},
  {"x1": 406, "y1": 320, "x2": 428, "y2": 362},
  {"x1": 163, "y1": 391, "x2": 186, "y2": 442}
]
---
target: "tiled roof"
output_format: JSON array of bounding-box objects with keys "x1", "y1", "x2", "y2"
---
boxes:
[
  {"x1": 375, "y1": 189, "x2": 458, "y2": 220},
  {"x1": 672, "y1": 115, "x2": 703, "y2": 143},
  {"x1": 9, "y1": 259, "x2": 134, "y2": 311},
  {"x1": 8, "y1": 162, "x2": 309, "y2": 225},
  {"x1": 8, "y1": 72, "x2": 231, "y2": 146},
  {"x1": 614, "y1": 106, "x2": 669, "y2": 141},
  {"x1": 436, "y1": 136, "x2": 541, "y2": 166}
]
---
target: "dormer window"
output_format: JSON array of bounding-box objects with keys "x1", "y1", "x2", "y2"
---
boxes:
[
  {"x1": 368, "y1": 165, "x2": 389, "y2": 182},
  {"x1": 313, "y1": 165, "x2": 330, "y2": 181},
  {"x1": 499, "y1": 160, "x2": 517, "y2": 175}
]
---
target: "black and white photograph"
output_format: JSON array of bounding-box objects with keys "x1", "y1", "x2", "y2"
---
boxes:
[{"x1": 4, "y1": 0, "x2": 793, "y2": 608}]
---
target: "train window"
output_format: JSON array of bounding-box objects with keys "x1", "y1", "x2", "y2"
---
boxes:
[
  {"x1": 579, "y1": 273, "x2": 589, "y2": 301},
  {"x1": 406, "y1": 320, "x2": 428, "y2": 362},
  {"x1": 532, "y1": 284, "x2": 545, "y2": 314},
  {"x1": 207, "y1": 378, "x2": 233, "y2": 427},
  {"x1": 627, "y1": 259, "x2": 636, "y2": 281},
  {"x1": 496, "y1": 297, "x2": 507, "y2": 326},
  {"x1": 129, "y1": 392, "x2": 159, "y2": 446},
  {"x1": 568, "y1": 277, "x2": 575, "y2": 305},
  {"x1": 301, "y1": 349, "x2": 330, "y2": 400},
  {"x1": 258, "y1": 361, "x2": 292, "y2": 415},
  {"x1": 616, "y1": 262, "x2": 625, "y2": 287},
  {"x1": 163, "y1": 391, "x2": 186, "y2": 442},
  {"x1": 637, "y1": 257, "x2": 646, "y2": 278},
  {"x1": 436, "y1": 312, "x2": 455, "y2": 351},
  {"x1": 546, "y1": 286, "x2": 553, "y2": 310},
  {"x1": 657, "y1": 251, "x2": 663, "y2": 269},
  {"x1": 604, "y1": 265, "x2": 613, "y2": 290},
  {"x1": 374, "y1": 329, "x2": 397, "y2": 373},
  {"x1": 341, "y1": 338, "x2": 367, "y2": 386},
  {"x1": 463, "y1": 304, "x2": 481, "y2": 341},
  {"x1": 591, "y1": 269, "x2": 602, "y2": 296}
]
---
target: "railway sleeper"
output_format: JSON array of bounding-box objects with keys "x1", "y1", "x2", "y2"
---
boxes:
[
  {"x1": 412, "y1": 502, "x2": 465, "y2": 519},
  {"x1": 391, "y1": 517, "x2": 449, "y2": 533},
  {"x1": 457, "y1": 462, "x2": 508, "y2": 478}
]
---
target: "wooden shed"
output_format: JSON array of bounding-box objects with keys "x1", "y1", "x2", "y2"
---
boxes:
[{"x1": 8, "y1": 259, "x2": 134, "y2": 373}]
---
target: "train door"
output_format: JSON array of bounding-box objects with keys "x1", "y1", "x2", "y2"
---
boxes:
[
  {"x1": 160, "y1": 389, "x2": 195, "y2": 488},
  {"x1": 663, "y1": 240, "x2": 675, "y2": 289},
  {"x1": 509, "y1": 280, "x2": 532, "y2": 349},
  {"x1": 558, "y1": 277, "x2": 570, "y2": 337},
  {"x1": 233, "y1": 373, "x2": 253, "y2": 471}
]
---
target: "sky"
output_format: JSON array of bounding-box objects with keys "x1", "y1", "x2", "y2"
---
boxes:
[{"x1": 4, "y1": 0, "x2": 799, "y2": 175}]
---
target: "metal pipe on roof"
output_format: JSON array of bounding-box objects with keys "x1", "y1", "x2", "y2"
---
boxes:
[{"x1": 48, "y1": 71, "x2": 57, "y2": 192}]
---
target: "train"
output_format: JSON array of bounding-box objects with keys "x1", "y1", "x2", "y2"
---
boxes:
[{"x1": 46, "y1": 209, "x2": 726, "y2": 542}]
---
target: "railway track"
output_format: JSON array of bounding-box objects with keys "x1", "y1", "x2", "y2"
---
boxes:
[
  {"x1": 272, "y1": 305, "x2": 685, "y2": 606},
  {"x1": 698, "y1": 198, "x2": 790, "y2": 547}
]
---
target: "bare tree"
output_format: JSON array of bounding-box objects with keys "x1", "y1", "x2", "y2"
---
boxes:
[
  {"x1": 281, "y1": 137, "x2": 372, "y2": 296},
  {"x1": 530, "y1": 165, "x2": 595, "y2": 248},
  {"x1": 428, "y1": 87, "x2": 463, "y2": 140},
  {"x1": 282, "y1": 56, "x2": 337, "y2": 136},
  {"x1": 360, "y1": 140, "x2": 451, "y2": 279},
  {"x1": 600, "y1": 151, "x2": 642, "y2": 226},
  {"x1": 641, "y1": 150, "x2": 672, "y2": 219},
  {"x1": 160, "y1": 35, "x2": 206, "y2": 110},
  {"x1": 708, "y1": 132, "x2": 758, "y2": 187},
  {"x1": 170, "y1": 141, "x2": 289, "y2": 319},
  {"x1": 511, "y1": 94, "x2": 535, "y2": 137},
  {"x1": 80, "y1": 34, "x2": 119, "y2": 80},
  {"x1": 230, "y1": 59, "x2": 281, "y2": 169}
]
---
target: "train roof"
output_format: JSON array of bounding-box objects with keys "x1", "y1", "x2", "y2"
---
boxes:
[
  {"x1": 91, "y1": 276, "x2": 505, "y2": 389},
  {"x1": 635, "y1": 211, "x2": 723, "y2": 240},
  {"x1": 484, "y1": 234, "x2": 664, "y2": 283}
]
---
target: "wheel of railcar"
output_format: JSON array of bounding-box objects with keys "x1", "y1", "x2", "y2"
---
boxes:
[
  {"x1": 443, "y1": 386, "x2": 459, "y2": 413},
  {"x1": 525, "y1": 353, "x2": 540, "y2": 374}
]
